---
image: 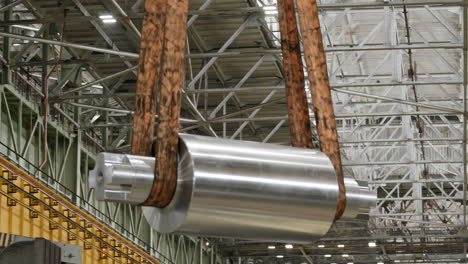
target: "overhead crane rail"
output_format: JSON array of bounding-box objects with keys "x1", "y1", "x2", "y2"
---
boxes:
[{"x1": 0, "y1": 141, "x2": 171, "y2": 264}]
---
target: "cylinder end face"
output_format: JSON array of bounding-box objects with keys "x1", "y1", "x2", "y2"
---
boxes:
[{"x1": 88, "y1": 152, "x2": 155, "y2": 204}]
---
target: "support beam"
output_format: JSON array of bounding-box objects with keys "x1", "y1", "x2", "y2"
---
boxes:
[
  {"x1": 187, "y1": 15, "x2": 255, "y2": 89},
  {"x1": 296, "y1": 0, "x2": 346, "y2": 220},
  {"x1": 2, "y1": 0, "x2": 11, "y2": 84},
  {"x1": 0, "y1": 31, "x2": 462, "y2": 60},
  {"x1": 332, "y1": 88, "x2": 461, "y2": 113},
  {"x1": 143, "y1": 0, "x2": 190, "y2": 208},
  {"x1": 278, "y1": 0, "x2": 313, "y2": 148},
  {"x1": 462, "y1": 0, "x2": 467, "y2": 227},
  {"x1": 0, "y1": 0, "x2": 22, "y2": 13},
  {"x1": 60, "y1": 66, "x2": 137, "y2": 96},
  {"x1": 0, "y1": 32, "x2": 139, "y2": 58},
  {"x1": 65, "y1": 102, "x2": 195, "y2": 123},
  {"x1": 318, "y1": 0, "x2": 462, "y2": 9}
]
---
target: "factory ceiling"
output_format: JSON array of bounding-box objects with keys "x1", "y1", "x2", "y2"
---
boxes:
[{"x1": 1, "y1": 0, "x2": 467, "y2": 263}]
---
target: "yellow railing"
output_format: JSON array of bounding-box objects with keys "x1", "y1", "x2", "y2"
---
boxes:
[{"x1": 0, "y1": 157, "x2": 160, "y2": 264}]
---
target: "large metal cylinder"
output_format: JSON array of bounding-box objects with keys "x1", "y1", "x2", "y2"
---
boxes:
[{"x1": 89, "y1": 134, "x2": 376, "y2": 243}]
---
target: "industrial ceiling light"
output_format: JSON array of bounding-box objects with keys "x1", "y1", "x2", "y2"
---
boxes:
[
  {"x1": 102, "y1": 18, "x2": 117, "y2": 23},
  {"x1": 377, "y1": 262, "x2": 384, "y2": 264},
  {"x1": 324, "y1": 254, "x2": 332, "y2": 258},
  {"x1": 99, "y1": 15, "x2": 116, "y2": 23},
  {"x1": 368, "y1": 242, "x2": 377, "y2": 247},
  {"x1": 205, "y1": 242, "x2": 210, "y2": 246},
  {"x1": 103, "y1": 19, "x2": 116, "y2": 23},
  {"x1": 268, "y1": 245, "x2": 275, "y2": 249},
  {"x1": 394, "y1": 261, "x2": 401, "y2": 263},
  {"x1": 337, "y1": 244, "x2": 345, "y2": 248},
  {"x1": 342, "y1": 254, "x2": 349, "y2": 257},
  {"x1": 276, "y1": 255, "x2": 283, "y2": 259},
  {"x1": 317, "y1": 245, "x2": 325, "y2": 248},
  {"x1": 347, "y1": 262, "x2": 354, "y2": 264},
  {"x1": 285, "y1": 244, "x2": 293, "y2": 249}
]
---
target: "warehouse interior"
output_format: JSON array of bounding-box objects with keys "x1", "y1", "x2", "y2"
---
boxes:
[{"x1": 0, "y1": 0, "x2": 466, "y2": 263}]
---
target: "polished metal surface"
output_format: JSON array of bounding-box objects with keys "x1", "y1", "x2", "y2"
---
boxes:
[
  {"x1": 340, "y1": 177, "x2": 376, "y2": 221},
  {"x1": 89, "y1": 134, "x2": 376, "y2": 242},
  {"x1": 143, "y1": 134, "x2": 339, "y2": 243},
  {"x1": 88, "y1": 152, "x2": 154, "y2": 204}
]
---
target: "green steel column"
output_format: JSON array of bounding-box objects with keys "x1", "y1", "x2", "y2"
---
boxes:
[
  {"x1": 73, "y1": 96, "x2": 82, "y2": 205},
  {"x1": 2, "y1": 0, "x2": 11, "y2": 84}
]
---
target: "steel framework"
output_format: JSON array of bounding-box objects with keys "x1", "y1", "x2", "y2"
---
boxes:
[{"x1": 0, "y1": 0, "x2": 466, "y2": 263}]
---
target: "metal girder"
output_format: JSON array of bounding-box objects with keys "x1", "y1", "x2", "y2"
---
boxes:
[
  {"x1": 0, "y1": 31, "x2": 463, "y2": 60},
  {"x1": 318, "y1": 0, "x2": 463, "y2": 9},
  {"x1": 60, "y1": 66, "x2": 137, "y2": 96}
]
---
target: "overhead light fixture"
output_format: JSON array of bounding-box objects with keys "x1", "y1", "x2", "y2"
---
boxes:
[
  {"x1": 285, "y1": 244, "x2": 293, "y2": 249},
  {"x1": 317, "y1": 245, "x2": 325, "y2": 248},
  {"x1": 268, "y1": 245, "x2": 275, "y2": 249},
  {"x1": 342, "y1": 254, "x2": 349, "y2": 257},
  {"x1": 347, "y1": 262, "x2": 354, "y2": 264},
  {"x1": 276, "y1": 255, "x2": 283, "y2": 258},
  {"x1": 324, "y1": 254, "x2": 332, "y2": 258},
  {"x1": 99, "y1": 15, "x2": 116, "y2": 23},
  {"x1": 394, "y1": 261, "x2": 401, "y2": 263},
  {"x1": 337, "y1": 244, "x2": 345, "y2": 248},
  {"x1": 368, "y1": 242, "x2": 377, "y2": 247},
  {"x1": 99, "y1": 15, "x2": 113, "y2": 19},
  {"x1": 377, "y1": 262, "x2": 384, "y2": 264},
  {"x1": 102, "y1": 18, "x2": 117, "y2": 23},
  {"x1": 12, "y1": 43, "x2": 20, "y2": 46},
  {"x1": 205, "y1": 242, "x2": 210, "y2": 246}
]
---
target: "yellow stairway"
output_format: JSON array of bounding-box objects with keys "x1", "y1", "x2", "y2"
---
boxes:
[{"x1": 0, "y1": 156, "x2": 161, "y2": 264}]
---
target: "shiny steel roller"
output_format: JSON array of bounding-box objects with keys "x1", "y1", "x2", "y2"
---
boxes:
[{"x1": 89, "y1": 134, "x2": 376, "y2": 243}]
